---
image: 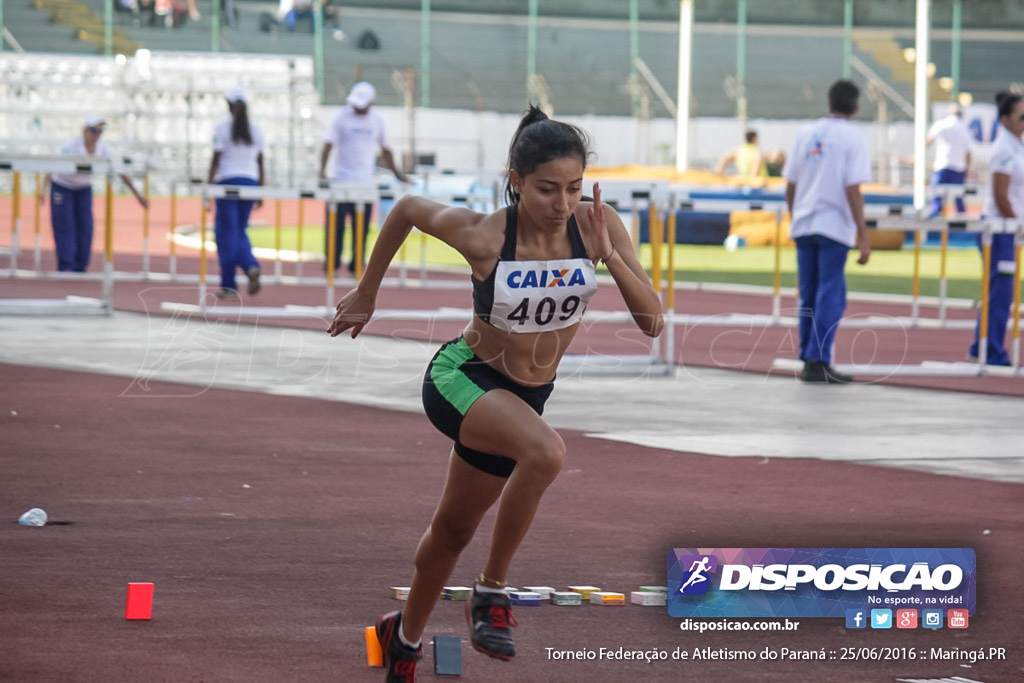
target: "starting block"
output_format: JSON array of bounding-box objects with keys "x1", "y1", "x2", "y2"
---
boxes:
[
  {"x1": 590, "y1": 591, "x2": 625, "y2": 606},
  {"x1": 631, "y1": 590, "x2": 667, "y2": 606},
  {"x1": 509, "y1": 591, "x2": 544, "y2": 606},
  {"x1": 443, "y1": 586, "x2": 472, "y2": 601},
  {"x1": 433, "y1": 635, "x2": 462, "y2": 676},
  {"x1": 523, "y1": 586, "x2": 555, "y2": 600},
  {"x1": 552, "y1": 591, "x2": 583, "y2": 605},
  {"x1": 125, "y1": 582, "x2": 154, "y2": 620},
  {"x1": 365, "y1": 626, "x2": 383, "y2": 667}
]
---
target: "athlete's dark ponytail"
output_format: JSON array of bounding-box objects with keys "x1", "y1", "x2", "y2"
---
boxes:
[
  {"x1": 230, "y1": 101, "x2": 253, "y2": 146},
  {"x1": 504, "y1": 104, "x2": 593, "y2": 206}
]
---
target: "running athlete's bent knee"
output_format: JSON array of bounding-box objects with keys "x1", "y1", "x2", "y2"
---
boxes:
[{"x1": 521, "y1": 436, "x2": 565, "y2": 483}]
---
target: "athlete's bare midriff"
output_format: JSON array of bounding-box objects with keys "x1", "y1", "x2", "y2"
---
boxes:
[{"x1": 463, "y1": 315, "x2": 579, "y2": 387}]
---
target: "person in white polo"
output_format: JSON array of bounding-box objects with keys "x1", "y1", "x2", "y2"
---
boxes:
[
  {"x1": 40, "y1": 115, "x2": 147, "y2": 272},
  {"x1": 318, "y1": 81, "x2": 409, "y2": 274},
  {"x1": 783, "y1": 80, "x2": 872, "y2": 384},
  {"x1": 927, "y1": 103, "x2": 975, "y2": 218}
]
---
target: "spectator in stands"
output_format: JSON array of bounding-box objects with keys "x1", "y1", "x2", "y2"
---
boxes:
[
  {"x1": 207, "y1": 87, "x2": 265, "y2": 299},
  {"x1": 318, "y1": 81, "x2": 409, "y2": 275},
  {"x1": 716, "y1": 129, "x2": 767, "y2": 178},
  {"x1": 40, "y1": 115, "x2": 147, "y2": 272},
  {"x1": 969, "y1": 90, "x2": 1024, "y2": 366},
  {"x1": 927, "y1": 103, "x2": 975, "y2": 218},
  {"x1": 783, "y1": 80, "x2": 872, "y2": 384},
  {"x1": 278, "y1": 0, "x2": 314, "y2": 31}
]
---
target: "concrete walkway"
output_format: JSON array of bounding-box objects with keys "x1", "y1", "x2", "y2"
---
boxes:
[{"x1": 2, "y1": 310, "x2": 1021, "y2": 483}]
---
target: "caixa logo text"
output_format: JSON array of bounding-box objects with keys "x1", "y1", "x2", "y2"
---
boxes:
[
  {"x1": 507, "y1": 268, "x2": 588, "y2": 288},
  {"x1": 718, "y1": 562, "x2": 963, "y2": 592}
]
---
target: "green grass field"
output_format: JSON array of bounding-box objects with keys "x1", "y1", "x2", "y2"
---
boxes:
[{"x1": 248, "y1": 225, "x2": 989, "y2": 301}]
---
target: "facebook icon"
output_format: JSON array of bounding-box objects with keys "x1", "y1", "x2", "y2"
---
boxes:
[{"x1": 845, "y1": 609, "x2": 867, "y2": 629}]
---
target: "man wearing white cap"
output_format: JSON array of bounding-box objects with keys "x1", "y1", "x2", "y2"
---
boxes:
[
  {"x1": 40, "y1": 115, "x2": 147, "y2": 272},
  {"x1": 319, "y1": 81, "x2": 409, "y2": 274}
]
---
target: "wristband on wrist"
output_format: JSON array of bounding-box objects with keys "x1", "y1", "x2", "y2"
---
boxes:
[{"x1": 600, "y1": 243, "x2": 616, "y2": 265}]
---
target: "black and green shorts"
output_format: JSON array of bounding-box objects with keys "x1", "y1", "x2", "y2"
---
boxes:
[{"x1": 422, "y1": 337, "x2": 554, "y2": 478}]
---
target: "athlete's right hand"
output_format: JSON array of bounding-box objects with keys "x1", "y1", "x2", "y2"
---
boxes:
[{"x1": 328, "y1": 287, "x2": 375, "y2": 338}]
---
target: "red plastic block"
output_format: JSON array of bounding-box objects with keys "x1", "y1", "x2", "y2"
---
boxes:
[{"x1": 125, "y1": 582, "x2": 154, "y2": 620}]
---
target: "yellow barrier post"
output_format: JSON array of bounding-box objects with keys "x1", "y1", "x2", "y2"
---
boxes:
[
  {"x1": 142, "y1": 173, "x2": 151, "y2": 276},
  {"x1": 199, "y1": 193, "x2": 209, "y2": 306},
  {"x1": 772, "y1": 209, "x2": 783, "y2": 320},
  {"x1": 938, "y1": 226, "x2": 949, "y2": 321},
  {"x1": 34, "y1": 172, "x2": 43, "y2": 273},
  {"x1": 326, "y1": 205, "x2": 338, "y2": 308},
  {"x1": 103, "y1": 175, "x2": 114, "y2": 310},
  {"x1": 665, "y1": 207, "x2": 677, "y2": 365},
  {"x1": 419, "y1": 230, "x2": 428, "y2": 282},
  {"x1": 355, "y1": 206, "x2": 366, "y2": 281},
  {"x1": 274, "y1": 198, "x2": 283, "y2": 282},
  {"x1": 649, "y1": 203, "x2": 662, "y2": 294},
  {"x1": 296, "y1": 198, "x2": 305, "y2": 279},
  {"x1": 1012, "y1": 233, "x2": 1022, "y2": 370},
  {"x1": 666, "y1": 210, "x2": 677, "y2": 312},
  {"x1": 978, "y1": 229, "x2": 992, "y2": 366},
  {"x1": 10, "y1": 171, "x2": 21, "y2": 271},
  {"x1": 911, "y1": 227, "x2": 922, "y2": 323},
  {"x1": 169, "y1": 181, "x2": 178, "y2": 278}
]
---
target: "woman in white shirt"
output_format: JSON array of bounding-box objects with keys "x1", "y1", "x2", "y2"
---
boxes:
[
  {"x1": 969, "y1": 90, "x2": 1024, "y2": 365},
  {"x1": 207, "y1": 87, "x2": 265, "y2": 298}
]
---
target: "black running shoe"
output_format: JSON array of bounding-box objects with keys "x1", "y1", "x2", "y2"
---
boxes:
[
  {"x1": 800, "y1": 359, "x2": 853, "y2": 384},
  {"x1": 376, "y1": 610, "x2": 422, "y2": 683},
  {"x1": 247, "y1": 267, "x2": 261, "y2": 295},
  {"x1": 465, "y1": 587, "x2": 517, "y2": 660}
]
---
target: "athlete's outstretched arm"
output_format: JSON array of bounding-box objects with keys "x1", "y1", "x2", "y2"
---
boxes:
[{"x1": 328, "y1": 195, "x2": 489, "y2": 338}]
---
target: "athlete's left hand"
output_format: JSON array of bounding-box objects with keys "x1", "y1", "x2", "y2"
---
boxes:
[{"x1": 585, "y1": 182, "x2": 614, "y2": 264}]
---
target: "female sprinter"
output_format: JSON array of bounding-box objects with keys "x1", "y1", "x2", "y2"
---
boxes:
[{"x1": 328, "y1": 105, "x2": 664, "y2": 683}]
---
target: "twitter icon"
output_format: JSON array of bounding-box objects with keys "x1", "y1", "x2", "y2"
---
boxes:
[{"x1": 870, "y1": 609, "x2": 892, "y2": 629}]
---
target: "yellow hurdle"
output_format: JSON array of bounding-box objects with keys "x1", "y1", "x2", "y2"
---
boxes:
[
  {"x1": 274, "y1": 198, "x2": 283, "y2": 281},
  {"x1": 199, "y1": 196, "x2": 209, "y2": 291},
  {"x1": 355, "y1": 207, "x2": 366, "y2": 280},
  {"x1": 649, "y1": 204, "x2": 662, "y2": 293},
  {"x1": 666, "y1": 210, "x2": 677, "y2": 312},
  {"x1": 911, "y1": 228, "x2": 922, "y2": 321},
  {"x1": 978, "y1": 232, "x2": 992, "y2": 365},
  {"x1": 296, "y1": 198, "x2": 305, "y2": 278},
  {"x1": 326, "y1": 206, "x2": 338, "y2": 286}
]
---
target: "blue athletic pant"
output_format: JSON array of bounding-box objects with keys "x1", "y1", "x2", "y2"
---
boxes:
[
  {"x1": 50, "y1": 183, "x2": 94, "y2": 272},
  {"x1": 795, "y1": 234, "x2": 850, "y2": 365},
  {"x1": 969, "y1": 233, "x2": 1016, "y2": 366},
  {"x1": 324, "y1": 202, "x2": 372, "y2": 271},
  {"x1": 214, "y1": 177, "x2": 259, "y2": 291},
  {"x1": 929, "y1": 168, "x2": 967, "y2": 218}
]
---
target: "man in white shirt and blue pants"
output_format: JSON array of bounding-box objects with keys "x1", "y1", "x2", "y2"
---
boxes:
[{"x1": 783, "y1": 80, "x2": 873, "y2": 384}]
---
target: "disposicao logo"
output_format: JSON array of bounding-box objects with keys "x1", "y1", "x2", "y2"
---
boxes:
[
  {"x1": 676, "y1": 555, "x2": 718, "y2": 596},
  {"x1": 666, "y1": 548, "x2": 976, "y2": 619}
]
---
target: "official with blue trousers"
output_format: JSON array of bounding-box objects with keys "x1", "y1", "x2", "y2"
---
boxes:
[
  {"x1": 783, "y1": 80, "x2": 873, "y2": 384},
  {"x1": 969, "y1": 90, "x2": 1024, "y2": 366},
  {"x1": 208, "y1": 86, "x2": 265, "y2": 299},
  {"x1": 40, "y1": 114, "x2": 147, "y2": 272}
]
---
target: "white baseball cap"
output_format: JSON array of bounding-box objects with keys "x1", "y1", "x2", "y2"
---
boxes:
[
  {"x1": 346, "y1": 81, "x2": 376, "y2": 109},
  {"x1": 83, "y1": 114, "x2": 106, "y2": 128},
  {"x1": 225, "y1": 86, "x2": 247, "y2": 103}
]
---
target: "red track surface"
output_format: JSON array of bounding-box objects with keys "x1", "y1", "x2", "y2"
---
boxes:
[{"x1": 2, "y1": 197, "x2": 1022, "y2": 681}]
